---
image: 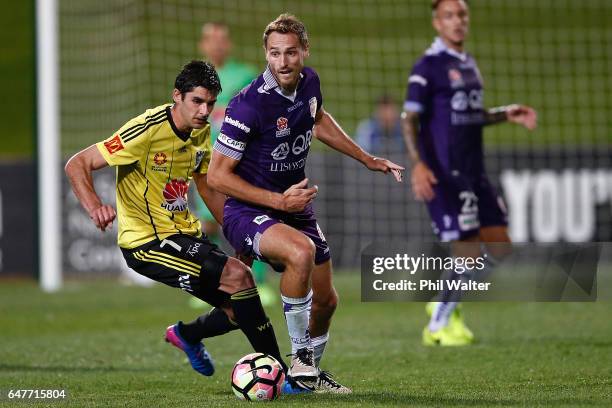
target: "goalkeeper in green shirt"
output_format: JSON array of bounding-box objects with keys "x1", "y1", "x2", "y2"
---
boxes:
[{"x1": 195, "y1": 22, "x2": 276, "y2": 305}]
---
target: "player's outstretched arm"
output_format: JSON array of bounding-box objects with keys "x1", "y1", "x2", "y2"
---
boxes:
[
  {"x1": 193, "y1": 172, "x2": 226, "y2": 225},
  {"x1": 313, "y1": 108, "x2": 403, "y2": 182},
  {"x1": 207, "y1": 149, "x2": 317, "y2": 213},
  {"x1": 65, "y1": 145, "x2": 116, "y2": 232},
  {"x1": 484, "y1": 104, "x2": 537, "y2": 130},
  {"x1": 401, "y1": 110, "x2": 438, "y2": 201}
]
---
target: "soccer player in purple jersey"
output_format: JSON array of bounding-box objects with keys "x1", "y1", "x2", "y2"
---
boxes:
[
  {"x1": 402, "y1": 0, "x2": 537, "y2": 346},
  {"x1": 208, "y1": 14, "x2": 403, "y2": 392}
]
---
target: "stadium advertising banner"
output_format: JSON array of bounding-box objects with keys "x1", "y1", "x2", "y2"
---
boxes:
[
  {"x1": 0, "y1": 163, "x2": 36, "y2": 277},
  {"x1": 502, "y1": 169, "x2": 612, "y2": 242}
]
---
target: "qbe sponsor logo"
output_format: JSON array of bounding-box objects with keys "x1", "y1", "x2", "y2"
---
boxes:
[
  {"x1": 271, "y1": 131, "x2": 313, "y2": 160},
  {"x1": 292, "y1": 130, "x2": 312, "y2": 155},
  {"x1": 451, "y1": 89, "x2": 483, "y2": 111}
]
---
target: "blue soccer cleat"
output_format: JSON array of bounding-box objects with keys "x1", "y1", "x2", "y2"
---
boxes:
[
  {"x1": 165, "y1": 322, "x2": 215, "y2": 376},
  {"x1": 282, "y1": 375, "x2": 315, "y2": 395}
]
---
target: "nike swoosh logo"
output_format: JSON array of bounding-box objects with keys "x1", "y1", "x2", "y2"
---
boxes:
[{"x1": 247, "y1": 364, "x2": 273, "y2": 374}]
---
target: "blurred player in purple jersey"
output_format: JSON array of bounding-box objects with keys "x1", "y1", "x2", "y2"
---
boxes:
[
  {"x1": 402, "y1": 0, "x2": 537, "y2": 346},
  {"x1": 208, "y1": 14, "x2": 403, "y2": 392}
]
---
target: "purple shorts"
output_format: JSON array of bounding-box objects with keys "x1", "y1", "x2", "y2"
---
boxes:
[
  {"x1": 222, "y1": 199, "x2": 331, "y2": 265},
  {"x1": 426, "y1": 173, "x2": 508, "y2": 242}
]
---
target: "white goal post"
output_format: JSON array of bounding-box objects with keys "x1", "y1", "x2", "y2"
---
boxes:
[{"x1": 37, "y1": 0, "x2": 62, "y2": 292}]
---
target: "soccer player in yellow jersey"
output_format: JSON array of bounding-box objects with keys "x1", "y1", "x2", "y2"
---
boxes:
[{"x1": 65, "y1": 61, "x2": 286, "y2": 377}]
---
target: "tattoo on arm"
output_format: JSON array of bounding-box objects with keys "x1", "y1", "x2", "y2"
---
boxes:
[{"x1": 401, "y1": 111, "x2": 421, "y2": 165}]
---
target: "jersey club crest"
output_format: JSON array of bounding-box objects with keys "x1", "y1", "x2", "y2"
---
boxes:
[{"x1": 309, "y1": 97, "x2": 317, "y2": 118}]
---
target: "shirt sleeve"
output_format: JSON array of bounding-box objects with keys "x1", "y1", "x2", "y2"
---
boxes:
[
  {"x1": 404, "y1": 59, "x2": 431, "y2": 114},
  {"x1": 96, "y1": 118, "x2": 150, "y2": 166},
  {"x1": 309, "y1": 68, "x2": 323, "y2": 113},
  {"x1": 316, "y1": 74, "x2": 323, "y2": 112},
  {"x1": 215, "y1": 97, "x2": 257, "y2": 161}
]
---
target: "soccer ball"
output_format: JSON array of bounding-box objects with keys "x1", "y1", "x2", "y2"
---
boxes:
[{"x1": 231, "y1": 353, "x2": 285, "y2": 401}]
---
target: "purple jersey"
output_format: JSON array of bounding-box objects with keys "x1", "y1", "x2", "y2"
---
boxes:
[
  {"x1": 404, "y1": 37, "x2": 486, "y2": 180},
  {"x1": 405, "y1": 38, "x2": 507, "y2": 240},
  {"x1": 214, "y1": 66, "x2": 323, "y2": 197}
]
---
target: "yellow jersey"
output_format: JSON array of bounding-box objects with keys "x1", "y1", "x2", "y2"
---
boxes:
[{"x1": 96, "y1": 104, "x2": 212, "y2": 248}]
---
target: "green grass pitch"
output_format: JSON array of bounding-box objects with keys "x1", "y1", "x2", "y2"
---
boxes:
[{"x1": 1, "y1": 273, "x2": 610, "y2": 407}]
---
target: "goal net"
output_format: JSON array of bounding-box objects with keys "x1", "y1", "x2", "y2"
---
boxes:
[{"x1": 58, "y1": 0, "x2": 612, "y2": 275}]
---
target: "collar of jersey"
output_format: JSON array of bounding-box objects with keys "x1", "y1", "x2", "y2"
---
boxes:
[
  {"x1": 166, "y1": 105, "x2": 192, "y2": 142},
  {"x1": 260, "y1": 65, "x2": 304, "y2": 102},
  {"x1": 426, "y1": 37, "x2": 467, "y2": 61}
]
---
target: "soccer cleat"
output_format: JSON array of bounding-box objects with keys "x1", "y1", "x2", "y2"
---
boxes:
[
  {"x1": 288, "y1": 348, "x2": 318, "y2": 383},
  {"x1": 425, "y1": 301, "x2": 437, "y2": 318},
  {"x1": 281, "y1": 375, "x2": 315, "y2": 395},
  {"x1": 425, "y1": 302, "x2": 475, "y2": 344},
  {"x1": 422, "y1": 324, "x2": 472, "y2": 346},
  {"x1": 449, "y1": 303, "x2": 475, "y2": 342},
  {"x1": 316, "y1": 370, "x2": 352, "y2": 394},
  {"x1": 164, "y1": 323, "x2": 215, "y2": 376}
]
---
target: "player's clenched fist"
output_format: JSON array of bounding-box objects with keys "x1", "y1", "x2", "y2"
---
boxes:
[
  {"x1": 506, "y1": 104, "x2": 538, "y2": 131},
  {"x1": 280, "y1": 178, "x2": 318, "y2": 213},
  {"x1": 88, "y1": 204, "x2": 116, "y2": 231}
]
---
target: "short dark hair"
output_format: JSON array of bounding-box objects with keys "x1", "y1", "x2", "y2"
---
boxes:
[
  {"x1": 174, "y1": 60, "x2": 222, "y2": 97},
  {"x1": 431, "y1": 0, "x2": 469, "y2": 11},
  {"x1": 263, "y1": 13, "x2": 309, "y2": 49}
]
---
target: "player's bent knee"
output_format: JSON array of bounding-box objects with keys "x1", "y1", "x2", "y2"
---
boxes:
[
  {"x1": 287, "y1": 238, "x2": 316, "y2": 270},
  {"x1": 220, "y1": 258, "x2": 255, "y2": 292},
  {"x1": 313, "y1": 290, "x2": 338, "y2": 315},
  {"x1": 220, "y1": 302, "x2": 236, "y2": 322}
]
